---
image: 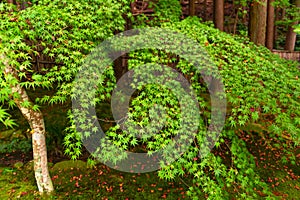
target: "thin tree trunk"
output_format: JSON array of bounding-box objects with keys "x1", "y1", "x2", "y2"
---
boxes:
[
  {"x1": 273, "y1": 7, "x2": 281, "y2": 48},
  {"x1": 284, "y1": 0, "x2": 300, "y2": 51},
  {"x1": 189, "y1": 0, "x2": 196, "y2": 16},
  {"x1": 249, "y1": 0, "x2": 268, "y2": 46},
  {"x1": 285, "y1": 25, "x2": 297, "y2": 51},
  {"x1": 233, "y1": 7, "x2": 239, "y2": 34},
  {"x1": 203, "y1": 0, "x2": 207, "y2": 21},
  {"x1": 1, "y1": 54, "x2": 54, "y2": 193},
  {"x1": 214, "y1": 0, "x2": 224, "y2": 31},
  {"x1": 266, "y1": 0, "x2": 275, "y2": 50}
]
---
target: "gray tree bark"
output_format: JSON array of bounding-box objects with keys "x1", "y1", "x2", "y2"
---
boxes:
[{"x1": 1, "y1": 54, "x2": 54, "y2": 193}]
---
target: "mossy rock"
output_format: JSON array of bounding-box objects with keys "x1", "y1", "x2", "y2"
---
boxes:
[
  {"x1": 13, "y1": 162, "x2": 24, "y2": 170},
  {"x1": 23, "y1": 160, "x2": 34, "y2": 171},
  {"x1": 51, "y1": 160, "x2": 87, "y2": 171},
  {"x1": 0, "y1": 129, "x2": 27, "y2": 140},
  {"x1": 10, "y1": 130, "x2": 27, "y2": 139},
  {"x1": 23, "y1": 161, "x2": 54, "y2": 171},
  {"x1": 0, "y1": 129, "x2": 15, "y2": 140},
  {"x1": 48, "y1": 162, "x2": 54, "y2": 168}
]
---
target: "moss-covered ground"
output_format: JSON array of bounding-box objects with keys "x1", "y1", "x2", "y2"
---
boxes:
[
  {"x1": 0, "y1": 137, "x2": 299, "y2": 200},
  {"x1": 0, "y1": 95, "x2": 299, "y2": 199}
]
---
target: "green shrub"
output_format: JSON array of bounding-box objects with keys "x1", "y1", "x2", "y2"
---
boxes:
[{"x1": 74, "y1": 17, "x2": 299, "y2": 199}]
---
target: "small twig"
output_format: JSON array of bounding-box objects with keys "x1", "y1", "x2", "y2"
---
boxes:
[
  {"x1": 98, "y1": 116, "x2": 128, "y2": 124},
  {"x1": 98, "y1": 118, "x2": 116, "y2": 123},
  {"x1": 224, "y1": 140, "x2": 234, "y2": 167},
  {"x1": 179, "y1": 177, "x2": 190, "y2": 188}
]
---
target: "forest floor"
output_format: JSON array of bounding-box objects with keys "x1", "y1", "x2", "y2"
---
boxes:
[
  {"x1": 0, "y1": 133, "x2": 299, "y2": 200},
  {"x1": 0, "y1": 97, "x2": 299, "y2": 199}
]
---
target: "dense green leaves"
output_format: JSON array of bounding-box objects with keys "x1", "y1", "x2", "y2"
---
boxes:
[
  {"x1": 103, "y1": 17, "x2": 299, "y2": 198},
  {"x1": 0, "y1": 0, "x2": 130, "y2": 105}
]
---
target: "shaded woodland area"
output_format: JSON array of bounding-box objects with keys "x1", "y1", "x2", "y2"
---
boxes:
[{"x1": 133, "y1": 0, "x2": 300, "y2": 60}]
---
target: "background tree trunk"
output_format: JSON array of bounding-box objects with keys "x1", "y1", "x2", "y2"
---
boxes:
[
  {"x1": 203, "y1": 0, "x2": 207, "y2": 21},
  {"x1": 266, "y1": 0, "x2": 275, "y2": 50},
  {"x1": 285, "y1": 23, "x2": 297, "y2": 51},
  {"x1": 273, "y1": 7, "x2": 281, "y2": 47},
  {"x1": 189, "y1": 0, "x2": 196, "y2": 16},
  {"x1": 1, "y1": 54, "x2": 54, "y2": 193},
  {"x1": 284, "y1": 0, "x2": 300, "y2": 51},
  {"x1": 249, "y1": 0, "x2": 268, "y2": 46},
  {"x1": 214, "y1": 0, "x2": 224, "y2": 31}
]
